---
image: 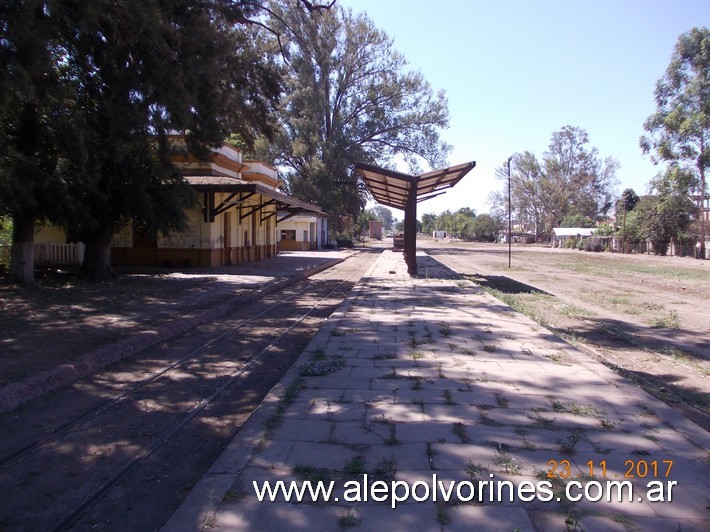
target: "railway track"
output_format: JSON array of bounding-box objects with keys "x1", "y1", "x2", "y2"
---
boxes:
[{"x1": 0, "y1": 249, "x2": 381, "y2": 531}]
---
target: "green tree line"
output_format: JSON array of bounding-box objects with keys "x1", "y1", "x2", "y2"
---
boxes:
[{"x1": 488, "y1": 27, "x2": 708, "y2": 256}]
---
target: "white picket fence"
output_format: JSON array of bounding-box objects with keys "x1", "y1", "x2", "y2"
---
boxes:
[{"x1": 34, "y1": 243, "x2": 85, "y2": 265}]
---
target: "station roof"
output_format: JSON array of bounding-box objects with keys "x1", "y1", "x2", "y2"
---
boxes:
[
  {"x1": 354, "y1": 161, "x2": 477, "y2": 210},
  {"x1": 184, "y1": 175, "x2": 324, "y2": 221}
]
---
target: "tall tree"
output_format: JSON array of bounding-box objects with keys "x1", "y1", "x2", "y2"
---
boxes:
[
  {"x1": 617, "y1": 187, "x2": 640, "y2": 253},
  {"x1": 1, "y1": 0, "x2": 282, "y2": 281},
  {"x1": 369, "y1": 205, "x2": 394, "y2": 229},
  {"x1": 59, "y1": 0, "x2": 281, "y2": 280},
  {"x1": 259, "y1": 2, "x2": 451, "y2": 227},
  {"x1": 494, "y1": 126, "x2": 619, "y2": 237},
  {"x1": 0, "y1": 0, "x2": 68, "y2": 283},
  {"x1": 640, "y1": 27, "x2": 709, "y2": 257}
]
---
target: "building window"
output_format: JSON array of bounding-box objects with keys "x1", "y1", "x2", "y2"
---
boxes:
[{"x1": 281, "y1": 230, "x2": 296, "y2": 241}]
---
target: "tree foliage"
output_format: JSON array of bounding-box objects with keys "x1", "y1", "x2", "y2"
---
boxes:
[
  {"x1": 641, "y1": 27, "x2": 709, "y2": 253},
  {"x1": 0, "y1": 0, "x2": 282, "y2": 281},
  {"x1": 258, "y1": 2, "x2": 451, "y2": 225},
  {"x1": 368, "y1": 205, "x2": 394, "y2": 229},
  {"x1": 419, "y1": 208, "x2": 479, "y2": 240},
  {"x1": 492, "y1": 126, "x2": 619, "y2": 238}
]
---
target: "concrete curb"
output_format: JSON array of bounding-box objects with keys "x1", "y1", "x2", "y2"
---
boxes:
[{"x1": 0, "y1": 259, "x2": 343, "y2": 415}]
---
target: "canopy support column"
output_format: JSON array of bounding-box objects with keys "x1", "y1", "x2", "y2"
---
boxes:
[{"x1": 404, "y1": 182, "x2": 418, "y2": 275}]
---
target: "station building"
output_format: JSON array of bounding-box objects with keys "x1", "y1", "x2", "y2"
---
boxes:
[{"x1": 36, "y1": 137, "x2": 326, "y2": 268}]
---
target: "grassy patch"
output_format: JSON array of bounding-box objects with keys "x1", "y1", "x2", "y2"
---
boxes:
[
  {"x1": 453, "y1": 421, "x2": 469, "y2": 443},
  {"x1": 298, "y1": 356, "x2": 345, "y2": 376}
]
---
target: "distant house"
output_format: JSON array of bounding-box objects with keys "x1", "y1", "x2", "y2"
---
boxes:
[
  {"x1": 369, "y1": 220, "x2": 383, "y2": 240},
  {"x1": 35, "y1": 137, "x2": 325, "y2": 267},
  {"x1": 433, "y1": 230, "x2": 448, "y2": 239},
  {"x1": 551, "y1": 227, "x2": 595, "y2": 248},
  {"x1": 278, "y1": 212, "x2": 329, "y2": 251}
]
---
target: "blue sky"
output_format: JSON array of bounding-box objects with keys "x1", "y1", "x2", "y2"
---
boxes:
[{"x1": 339, "y1": 0, "x2": 709, "y2": 218}]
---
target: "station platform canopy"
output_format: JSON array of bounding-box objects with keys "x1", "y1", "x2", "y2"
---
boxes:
[{"x1": 355, "y1": 161, "x2": 476, "y2": 274}]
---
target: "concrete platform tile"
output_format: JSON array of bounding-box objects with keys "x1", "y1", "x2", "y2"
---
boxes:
[
  {"x1": 568, "y1": 491, "x2": 662, "y2": 519},
  {"x1": 430, "y1": 442, "x2": 499, "y2": 472},
  {"x1": 630, "y1": 515, "x2": 710, "y2": 532},
  {"x1": 646, "y1": 480, "x2": 710, "y2": 519},
  {"x1": 367, "y1": 401, "x2": 429, "y2": 423},
  {"x1": 215, "y1": 500, "x2": 342, "y2": 532},
  {"x1": 286, "y1": 441, "x2": 358, "y2": 469},
  {"x1": 583, "y1": 429, "x2": 665, "y2": 454},
  {"x1": 396, "y1": 420, "x2": 464, "y2": 444},
  {"x1": 306, "y1": 375, "x2": 372, "y2": 390},
  {"x1": 355, "y1": 501, "x2": 442, "y2": 531},
  {"x1": 446, "y1": 504, "x2": 536, "y2": 532},
  {"x1": 412, "y1": 405, "x2": 476, "y2": 424},
  {"x1": 250, "y1": 440, "x2": 296, "y2": 469},
  {"x1": 395, "y1": 387, "x2": 459, "y2": 405},
  {"x1": 330, "y1": 420, "x2": 390, "y2": 445},
  {"x1": 308, "y1": 400, "x2": 366, "y2": 421},
  {"x1": 365, "y1": 442, "x2": 432, "y2": 471},
  {"x1": 577, "y1": 514, "x2": 632, "y2": 531},
  {"x1": 270, "y1": 418, "x2": 332, "y2": 442},
  {"x1": 466, "y1": 424, "x2": 531, "y2": 450}
]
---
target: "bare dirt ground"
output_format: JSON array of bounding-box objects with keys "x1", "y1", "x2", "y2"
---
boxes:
[
  {"x1": 0, "y1": 253, "x2": 346, "y2": 388},
  {"x1": 420, "y1": 240, "x2": 710, "y2": 430}
]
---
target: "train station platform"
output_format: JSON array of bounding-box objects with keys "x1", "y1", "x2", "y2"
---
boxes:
[{"x1": 164, "y1": 250, "x2": 709, "y2": 531}]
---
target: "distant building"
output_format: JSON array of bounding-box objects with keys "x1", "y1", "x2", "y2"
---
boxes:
[
  {"x1": 551, "y1": 227, "x2": 595, "y2": 248},
  {"x1": 278, "y1": 213, "x2": 329, "y2": 251},
  {"x1": 369, "y1": 220, "x2": 383, "y2": 240},
  {"x1": 35, "y1": 137, "x2": 325, "y2": 267},
  {"x1": 433, "y1": 230, "x2": 448, "y2": 239}
]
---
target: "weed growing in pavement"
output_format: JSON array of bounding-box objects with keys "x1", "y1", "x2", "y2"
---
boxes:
[
  {"x1": 344, "y1": 456, "x2": 366, "y2": 475},
  {"x1": 443, "y1": 389, "x2": 456, "y2": 405},
  {"x1": 298, "y1": 356, "x2": 345, "y2": 376},
  {"x1": 483, "y1": 344, "x2": 498, "y2": 353},
  {"x1": 563, "y1": 514, "x2": 583, "y2": 532},
  {"x1": 412, "y1": 377, "x2": 423, "y2": 390},
  {"x1": 495, "y1": 393, "x2": 509, "y2": 408},
  {"x1": 310, "y1": 348, "x2": 327, "y2": 360},
  {"x1": 266, "y1": 377, "x2": 305, "y2": 429},
  {"x1": 413, "y1": 397, "x2": 425, "y2": 412},
  {"x1": 548, "y1": 396, "x2": 565, "y2": 412},
  {"x1": 528, "y1": 411, "x2": 555, "y2": 429},
  {"x1": 372, "y1": 353, "x2": 397, "y2": 360},
  {"x1": 466, "y1": 461, "x2": 484, "y2": 479},
  {"x1": 426, "y1": 442, "x2": 435, "y2": 469},
  {"x1": 439, "y1": 323, "x2": 452, "y2": 337},
  {"x1": 558, "y1": 429, "x2": 582, "y2": 453},
  {"x1": 494, "y1": 450, "x2": 522, "y2": 475},
  {"x1": 453, "y1": 421, "x2": 469, "y2": 443},
  {"x1": 374, "y1": 456, "x2": 397, "y2": 479},
  {"x1": 338, "y1": 512, "x2": 361, "y2": 528},
  {"x1": 382, "y1": 366, "x2": 399, "y2": 379},
  {"x1": 410, "y1": 350, "x2": 424, "y2": 360},
  {"x1": 292, "y1": 464, "x2": 331, "y2": 483},
  {"x1": 436, "y1": 505, "x2": 451, "y2": 526},
  {"x1": 331, "y1": 329, "x2": 345, "y2": 336},
  {"x1": 600, "y1": 418, "x2": 617, "y2": 430}
]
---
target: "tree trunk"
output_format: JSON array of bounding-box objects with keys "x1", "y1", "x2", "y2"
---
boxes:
[
  {"x1": 9, "y1": 213, "x2": 35, "y2": 284},
  {"x1": 80, "y1": 223, "x2": 115, "y2": 281}
]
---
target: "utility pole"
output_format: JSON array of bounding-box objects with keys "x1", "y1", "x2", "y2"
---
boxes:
[{"x1": 507, "y1": 156, "x2": 513, "y2": 269}]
